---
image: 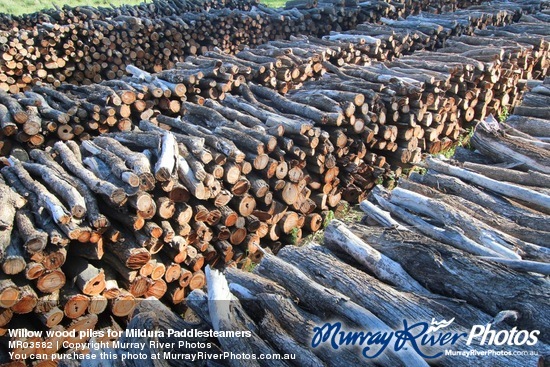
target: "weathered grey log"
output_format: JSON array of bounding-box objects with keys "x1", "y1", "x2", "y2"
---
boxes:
[
  {"x1": 185, "y1": 289, "x2": 212, "y2": 326},
  {"x1": 15, "y1": 209, "x2": 48, "y2": 254},
  {"x1": 424, "y1": 157, "x2": 550, "y2": 213},
  {"x1": 359, "y1": 199, "x2": 409, "y2": 230},
  {"x1": 398, "y1": 178, "x2": 550, "y2": 248},
  {"x1": 93, "y1": 136, "x2": 155, "y2": 191},
  {"x1": 372, "y1": 187, "x2": 506, "y2": 256},
  {"x1": 82, "y1": 140, "x2": 141, "y2": 188},
  {"x1": 324, "y1": 219, "x2": 427, "y2": 294},
  {"x1": 116, "y1": 297, "x2": 221, "y2": 367},
  {"x1": 461, "y1": 156, "x2": 550, "y2": 187},
  {"x1": 206, "y1": 266, "x2": 287, "y2": 367},
  {"x1": 506, "y1": 115, "x2": 550, "y2": 138},
  {"x1": 279, "y1": 244, "x2": 493, "y2": 328},
  {"x1": 256, "y1": 292, "x2": 366, "y2": 367},
  {"x1": 471, "y1": 125, "x2": 550, "y2": 174},
  {"x1": 23, "y1": 162, "x2": 87, "y2": 219},
  {"x1": 0, "y1": 181, "x2": 25, "y2": 259},
  {"x1": 478, "y1": 257, "x2": 550, "y2": 276},
  {"x1": 390, "y1": 187, "x2": 550, "y2": 262},
  {"x1": 255, "y1": 252, "x2": 428, "y2": 366},
  {"x1": 259, "y1": 310, "x2": 326, "y2": 367},
  {"x1": 54, "y1": 142, "x2": 126, "y2": 206},
  {"x1": 409, "y1": 171, "x2": 550, "y2": 232},
  {"x1": 224, "y1": 266, "x2": 293, "y2": 299},
  {"x1": 7, "y1": 159, "x2": 71, "y2": 225},
  {"x1": 29, "y1": 149, "x2": 109, "y2": 228},
  {"x1": 346, "y1": 223, "x2": 550, "y2": 344},
  {"x1": 154, "y1": 132, "x2": 178, "y2": 182}
]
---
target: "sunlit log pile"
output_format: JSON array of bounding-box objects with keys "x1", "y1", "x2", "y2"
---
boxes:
[
  {"x1": 0, "y1": 0, "x2": 549, "y2": 365},
  {"x1": 0, "y1": 0, "x2": 492, "y2": 92}
]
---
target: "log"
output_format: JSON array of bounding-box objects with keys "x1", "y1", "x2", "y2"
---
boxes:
[
  {"x1": 53, "y1": 142, "x2": 126, "y2": 206},
  {"x1": 254, "y1": 292, "x2": 364, "y2": 367},
  {"x1": 460, "y1": 161, "x2": 550, "y2": 189},
  {"x1": 324, "y1": 219, "x2": 428, "y2": 293},
  {"x1": 424, "y1": 157, "x2": 550, "y2": 213},
  {"x1": 93, "y1": 136, "x2": 155, "y2": 191},
  {"x1": 2, "y1": 234, "x2": 26, "y2": 275},
  {"x1": 63, "y1": 257, "x2": 106, "y2": 296},
  {"x1": 409, "y1": 171, "x2": 550, "y2": 233},
  {"x1": 155, "y1": 132, "x2": 178, "y2": 182},
  {"x1": 117, "y1": 297, "x2": 221, "y2": 363},
  {"x1": 389, "y1": 187, "x2": 550, "y2": 261},
  {"x1": 0, "y1": 275, "x2": 20, "y2": 308},
  {"x1": 471, "y1": 123, "x2": 550, "y2": 174},
  {"x1": 28, "y1": 149, "x2": 109, "y2": 228},
  {"x1": 259, "y1": 310, "x2": 326, "y2": 367},
  {"x1": 6, "y1": 160, "x2": 71, "y2": 225},
  {"x1": 478, "y1": 257, "x2": 550, "y2": 276},
  {"x1": 255, "y1": 253, "x2": 428, "y2": 366},
  {"x1": 346, "y1": 222, "x2": 550, "y2": 344},
  {"x1": 15, "y1": 210, "x2": 48, "y2": 254},
  {"x1": 206, "y1": 266, "x2": 287, "y2": 367}
]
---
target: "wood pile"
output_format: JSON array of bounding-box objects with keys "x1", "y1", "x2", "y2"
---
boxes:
[
  {"x1": 0, "y1": 0, "x2": 262, "y2": 31},
  {"x1": 100, "y1": 108, "x2": 550, "y2": 366},
  {"x1": 323, "y1": 7, "x2": 519, "y2": 61},
  {"x1": 0, "y1": 0, "x2": 494, "y2": 92},
  {"x1": 0, "y1": 0, "x2": 549, "y2": 365},
  {"x1": 102, "y1": 223, "x2": 548, "y2": 367},
  {"x1": 0, "y1": 133, "x2": 216, "y2": 363}
]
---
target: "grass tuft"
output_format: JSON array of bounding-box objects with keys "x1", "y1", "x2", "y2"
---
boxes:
[
  {"x1": 437, "y1": 126, "x2": 475, "y2": 159},
  {"x1": 498, "y1": 106, "x2": 509, "y2": 123}
]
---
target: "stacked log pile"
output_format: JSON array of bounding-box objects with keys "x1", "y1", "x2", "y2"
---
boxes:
[
  {"x1": 0, "y1": 0, "x2": 549, "y2": 365},
  {"x1": 0, "y1": 134, "x2": 215, "y2": 363},
  {"x1": 107, "y1": 231, "x2": 548, "y2": 367},
  {"x1": 0, "y1": 0, "x2": 262, "y2": 31},
  {"x1": 1, "y1": 2, "x2": 548, "y2": 157},
  {"x1": 103, "y1": 109, "x2": 550, "y2": 367},
  {"x1": 322, "y1": 7, "x2": 519, "y2": 61},
  {"x1": 0, "y1": 0, "x2": 495, "y2": 92},
  {"x1": 0, "y1": 30, "x2": 548, "y2": 205}
]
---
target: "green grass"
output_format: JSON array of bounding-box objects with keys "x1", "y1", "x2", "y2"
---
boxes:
[
  {"x1": 437, "y1": 126, "x2": 475, "y2": 159},
  {"x1": 0, "y1": 0, "x2": 285, "y2": 15},
  {"x1": 263, "y1": 0, "x2": 287, "y2": 7},
  {"x1": 498, "y1": 106, "x2": 510, "y2": 123}
]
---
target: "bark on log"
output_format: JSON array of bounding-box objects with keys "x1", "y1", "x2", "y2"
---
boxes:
[
  {"x1": 255, "y1": 253, "x2": 428, "y2": 366},
  {"x1": 346, "y1": 222, "x2": 550, "y2": 344},
  {"x1": 206, "y1": 266, "x2": 289, "y2": 367},
  {"x1": 324, "y1": 219, "x2": 428, "y2": 294}
]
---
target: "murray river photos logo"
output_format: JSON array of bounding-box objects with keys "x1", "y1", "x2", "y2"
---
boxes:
[{"x1": 310, "y1": 318, "x2": 540, "y2": 359}]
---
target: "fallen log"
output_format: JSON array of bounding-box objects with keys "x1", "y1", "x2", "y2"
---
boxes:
[
  {"x1": 324, "y1": 219, "x2": 428, "y2": 294},
  {"x1": 255, "y1": 252, "x2": 429, "y2": 366},
  {"x1": 345, "y1": 222, "x2": 550, "y2": 343}
]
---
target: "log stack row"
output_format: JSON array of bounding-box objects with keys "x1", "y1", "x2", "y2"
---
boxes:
[
  {"x1": 100, "y1": 222, "x2": 548, "y2": 367},
  {"x1": 99, "y1": 104, "x2": 550, "y2": 367},
  {"x1": 2, "y1": 2, "x2": 548, "y2": 155},
  {"x1": 323, "y1": 7, "x2": 519, "y2": 61},
  {"x1": 0, "y1": 0, "x2": 262, "y2": 31},
  {"x1": 0, "y1": 0, "x2": 496, "y2": 93},
  {"x1": 0, "y1": 19, "x2": 548, "y2": 205}
]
